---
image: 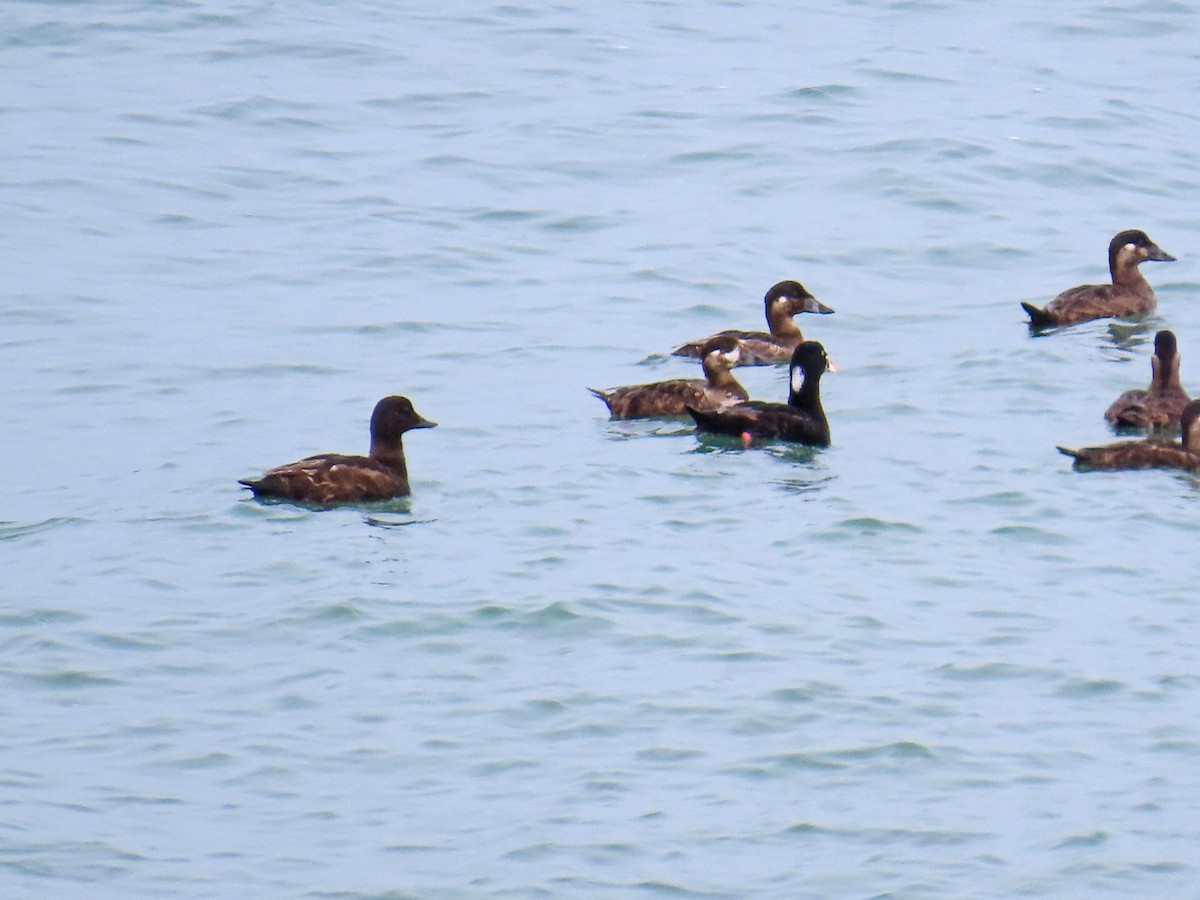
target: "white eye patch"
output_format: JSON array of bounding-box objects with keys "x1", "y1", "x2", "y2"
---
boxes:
[
  {"x1": 1124, "y1": 243, "x2": 1137, "y2": 253},
  {"x1": 791, "y1": 366, "x2": 804, "y2": 394}
]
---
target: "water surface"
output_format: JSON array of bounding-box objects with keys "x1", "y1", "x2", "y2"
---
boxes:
[{"x1": 3, "y1": 1, "x2": 1200, "y2": 896}]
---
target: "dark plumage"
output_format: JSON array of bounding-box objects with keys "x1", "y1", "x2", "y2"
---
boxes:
[
  {"x1": 673, "y1": 280, "x2": 835, "y2": 365},
  {"x1": 1104, "y1": 330, "x2": 1190, "y2": 429},
  {"x1": 1021, "y1": 229, "x2": 1175, "y2": 327},
  {"x1": 239, "y1": 395, "x2": 436, "y2": 504},
  {"x1": 688, "y1": 340, "x2": 837, "y2": 446},
  {"x1": 589, "y1": 335, "x2": 747, "y2": 418},
  {"x1": 1058, "y1": 399, "x2": 1200, "y2": 471}
]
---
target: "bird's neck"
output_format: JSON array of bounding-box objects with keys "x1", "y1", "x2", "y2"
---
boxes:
[
  {"x1": 1151, "y1": 355, "x2": 1184, "y2": 393},
  {"x1": 1111, "y1": 255, "x2": 1152, "y2": 291},
  {"x1": 767, "y1": 306, "x2": 802, "y2": 338},
  {"x1": 788, "y1": 369, "x2": 822, "y2": 411},
  {"x1": 702, "y1": 356, "x2": 741, "y2": 391},
  {"x1": 369, "y1": 439, "x2": 409, "y2": 481}
]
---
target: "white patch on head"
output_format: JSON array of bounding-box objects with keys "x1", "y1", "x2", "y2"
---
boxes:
[
  {"x1": 1123, "y1": 242, "x2": 1137, "y2": 253},
  {"x1": 791, "y1": 366, "x2": 804, "y2": 394},
  {"x1": 723, "y1": 348, "x2": 741, "y2": 365}
]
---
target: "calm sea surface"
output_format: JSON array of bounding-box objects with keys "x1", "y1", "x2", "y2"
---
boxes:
[{"x1": 4, "y1": 1, "x2": 1200, "y2": 897}]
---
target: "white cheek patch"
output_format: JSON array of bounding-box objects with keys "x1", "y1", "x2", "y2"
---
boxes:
[
  {"x1": 791, "y1": 367, "x2": 804, "y2": 394},
  {"x1": 1124, "y1": 243, "x2": 1137, "y2": 253},
  {"x1": 724, "y1": 350, "x2": 740, "y2": 365}
]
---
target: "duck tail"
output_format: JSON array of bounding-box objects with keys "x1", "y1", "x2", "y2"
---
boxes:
[
  {"x1": 587, "y1": 387, "x2": 613, "y2": 410},
  {"x1": 1021, "y1": 301, "x2": 1055, "y2": 327},
  {"x1": 1055, "y1": 445, "x2": 1080, "y2": 460},
  {"x1": 686, "y1": 405, "x2": 717, "y2": 430}
]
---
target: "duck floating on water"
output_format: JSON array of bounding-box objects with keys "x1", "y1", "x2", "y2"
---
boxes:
[
  {"x1": 239, "y1": 395, "x2": 436, "y2": 504},
  {"x1": 1058, "y1": 398, "x2": 1200, "y2": 472},
  {"x1": 590, "y1": 335, "x2": 747, "y2": 418},
  {"x1": 1021, "y1": 229, "x2": 1174, "y2": 328},
  {"x1": 688, "y1": 340, "x2": 837, "y2": 446},
  {"x1": 1104, "y1": 330, "x2": 1190, "y2": 429},
  {"x1": 673, "y1": 280, "x2": 834, "y2": 365}
]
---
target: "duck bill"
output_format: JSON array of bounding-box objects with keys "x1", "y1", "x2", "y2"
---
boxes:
[
  {"x1": 1146, "y1": 243, "x2": 1176, "y2": 262},
  {"x1": 803, "y1": 296, "x2": 836, "y2": 315},
  {"x1": 413, "y1": 417, "x2": 438, "y2": 429},
  {"x1": 825, "y1": 357, "x2": 839, "y2": 373}
]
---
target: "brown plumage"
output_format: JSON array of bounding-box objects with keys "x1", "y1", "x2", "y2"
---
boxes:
[
  {"x1": 688, "y1": 341, "x2": 837, "y2": 446},
  {"x1": 1058, "y1": 399, "x2": 1200, "y2": 471},
  {"x1": 1104, "y1": 330, "x2": 1190, "y2": 429},
  {"x1": 589, "y1": 335, "x2": 747, "y2": 418},
  {"x1": 1021, "y1": 229, "x2": 1175, "y2": 328},
  {"x1": 239, "y1": 395, "x2": 436, "y2": 505},
  {"x1": 673, "y1": 280, "x2": 835, "y2": 365}
]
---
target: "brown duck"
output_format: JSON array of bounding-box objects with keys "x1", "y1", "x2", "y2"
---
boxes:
[
  {"x1": 239, "y1": 395, "x2": 436, "y2": 504},
  {"x1": 1021, "y1": 229, "x2": 1175, "y2": 328},
  {"x1": 1058, "y1": 399, "x2": 1200, "y2": 472},
  {"x1": 590, "y1": 335, "x2": 747, "y2": 418},
  {"x1": 673, "y1": 280, "x2": 834, "y2": 365},
  {"x1": 1104, "y1": 330, "x2": 1190, "y2": 429}
]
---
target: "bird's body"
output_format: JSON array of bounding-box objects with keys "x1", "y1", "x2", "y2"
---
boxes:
[
  {"x1": 591, "y1": 336, "x2": 747, "y2": 418},
  {"x1": 1059, "y1": 399, "x2": 1200, "y2": 472}
]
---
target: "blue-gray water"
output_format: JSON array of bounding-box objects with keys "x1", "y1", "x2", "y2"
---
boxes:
[{"x1": 4, "y1": 2, "x2": 1200, "y2": 897}]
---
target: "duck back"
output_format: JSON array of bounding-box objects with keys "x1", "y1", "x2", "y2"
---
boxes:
[{"x1": 239, "y1": 453, "x2": 412, "y2": 504}]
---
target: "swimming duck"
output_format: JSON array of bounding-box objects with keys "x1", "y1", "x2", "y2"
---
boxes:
[
  {"x1": 1104, "y1": 330, "x2": 1190, "y2": 429},
  {"x1": 589, "y1": 335, "x2": 748, "y2": 418},
  {"x1": 673, "y1": 280, "x2": 834, "y2": 365},
  {"x1": 1021, "y1": 229, "x2": 1175, "y2": 328},
  {"x1": 1058, "y1": 399, "x2": 1200, "y2": 471},
  {"x1": 687, "y1": 340, "x2": 837, "y2": 445},
  {"x1": 239, "y1": 395, "x2": 436, "y2": 504}
]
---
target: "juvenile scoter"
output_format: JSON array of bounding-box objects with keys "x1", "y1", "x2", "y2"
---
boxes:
[
  {"x1": 1022, "y1": 229, "x2": 1174, "y2": 327},
  {"x1": 673, "y1": 280, "x2": 834, "y2": 365},
  {"x1": 1058, "y1": 399, "x2": 1200, "y2": 472},
  {"x1": 239, "y1": 395, "x2": 436, "y2": 504},
  {"x1": 1104, "y1": 329, "x2": 1190, "y2": 429},
  {"x1": 590, "y1": 335, "x2": 747, "y2": 418}
]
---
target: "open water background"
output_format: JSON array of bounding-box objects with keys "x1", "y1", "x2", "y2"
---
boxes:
[{"x1": 4, "y1": 1, "x2": 1200, "y2": 896}]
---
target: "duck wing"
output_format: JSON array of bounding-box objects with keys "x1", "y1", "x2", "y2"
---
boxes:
[
  {"x1": 240, "y1": 454, "x2": 406, "y2": 503},
  {"x1": 689, "y1": 401, "x2": 829, "y2": 445},
  {"x1": 594, "y1": 379, "x2": 709, "y2": 418},
  {"x1": 1104, "y1": 388, "x2": 1150, "y2": 427},
  {"x1": 1042, "y1": 283, "x2": 1153, "y2": 325},
  {"x1": 1105, "y1": 389, "x2": 1190, "y2": 429},
  {"x1": 672, "y1": 329, "x2": 769, "y2": 358}
]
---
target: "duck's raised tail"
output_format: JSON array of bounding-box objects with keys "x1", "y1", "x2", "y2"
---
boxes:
[
  {"x1": 587, "y1": 387, "x2": 614, "y2": 410},
  {"x1": 687, "y1": 405, "x2": 732, "y2": 434},
  {"x1": 1056, "y1": 445, "x2": 1080, "y2": 459},
  {"x1": 1021, "y1": 301, "x2": 1055, "y2": 328}
]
